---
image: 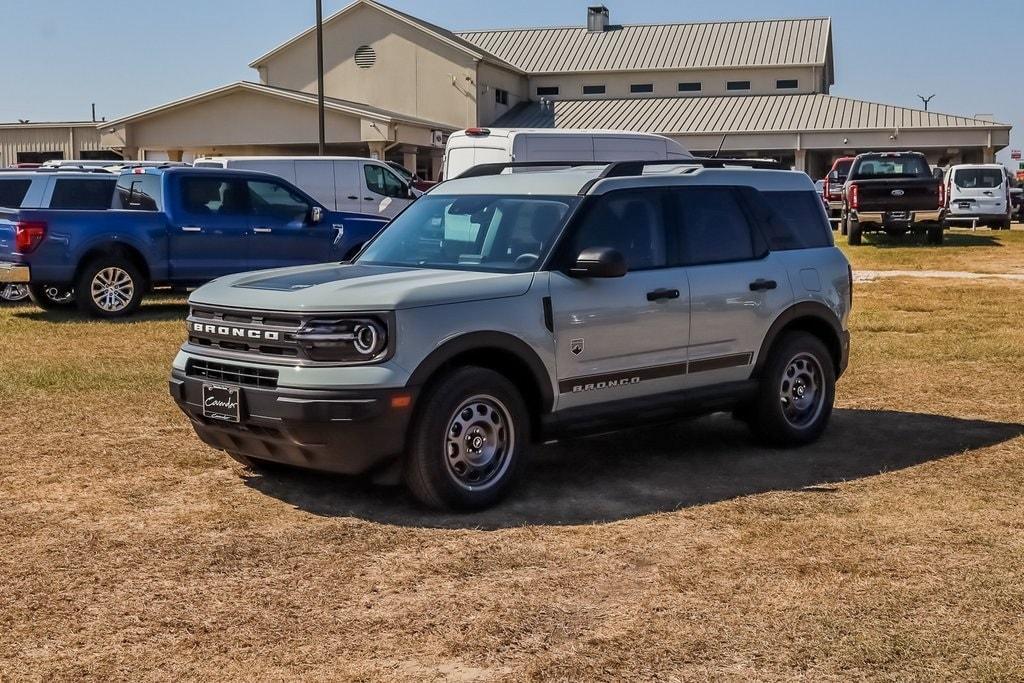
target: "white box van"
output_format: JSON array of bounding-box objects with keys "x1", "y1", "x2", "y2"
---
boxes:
[
  {"x1": 943, "y1": 164, "x2": 1012, "y2": 230},
  {"x1": 192, "y1": 156, "x2": 418, "y2": 219},
  {"x1": 442, "y1": 128, "x2": 691, "y2": 179}
]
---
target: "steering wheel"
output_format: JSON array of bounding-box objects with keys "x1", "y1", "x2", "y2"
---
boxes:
[{"x1": 514, "y1": 253, "x2": 539, "y2": 267}]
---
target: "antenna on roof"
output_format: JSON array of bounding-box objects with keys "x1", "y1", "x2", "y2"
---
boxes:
[{"x1": 714, "y1": 134, "x2": 727, "y2": 158}]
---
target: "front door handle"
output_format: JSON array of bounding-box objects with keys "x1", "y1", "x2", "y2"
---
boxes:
[
  {"x1": 347, "y1": 195, "x2": 358, "y2": 201},
  {"x1": 646, "y1": 288, "x2": 680, "y2": 302},
  {"x1": 364, "y1": 197, "x2": 374, "y2": 201},
  {"x1": 180, "y1": 226, "x2": 203, "y2": 233},
  {"x1": 749, "y1": 279, "x2": 778, "y2": 291},
  {"x1": 253, "y1": 227, "x2": 272, "y2": 234}
]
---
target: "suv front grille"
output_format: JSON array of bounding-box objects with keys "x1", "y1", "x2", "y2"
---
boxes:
[
  {"x1": 187, "y1": 306, "x2": 304, "y2": 360},
  {"x1": 186, "y1": 359, "x2": 279, "y2": 389}
]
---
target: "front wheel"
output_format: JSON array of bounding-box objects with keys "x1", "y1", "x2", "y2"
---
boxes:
[
  {"x1": 847, "y1": 219, "x2": 863, "y2": 245},
  {"x1": 75, "y1": 257, "x2": 145, "y2": 318},
  {"x1": 926, "y1": 224, "x2": 944, "y2": 245},
  {"x1": 840, "y1": 213, "x2": 849, "y2": 236},
  {"x1": 27, "y1": 284, "x2": 76, "y2": 309},
  {"x1": 404, "y1": 367, "x2": 529, "y2": 510},
  {"x1": 749, "y1": 332, "x2": 836, "y2": 447}
]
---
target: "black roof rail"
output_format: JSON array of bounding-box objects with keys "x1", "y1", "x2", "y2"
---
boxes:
[
  {"x1": 454, "y1": 156, "x2": 785, "y2": 182},
  {"x1": 454, "y1": 160, "x2": 611, "y2": 180}
]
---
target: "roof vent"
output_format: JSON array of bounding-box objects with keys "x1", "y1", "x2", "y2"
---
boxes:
[
  {"x1": 587, "y1": 5, "x2": 609, "y2": 32},
  {"x1": 354, "y1": 45, "x2": 376, "y2": 68}
]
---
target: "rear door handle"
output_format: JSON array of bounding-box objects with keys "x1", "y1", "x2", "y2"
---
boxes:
[
  {"x1": 253, "y1": 227, "x2": 272, "y2": 234},
  {"x1": 364, "y1": 197, "x2": 374, "y2": 201},
  {"x1": 749, "y1": 279, "x2": 778, "y2": 291},
  {"x1": 646, "y1": 288, "x2": 680, "y2": 302},
  {"x1": 347, "y1": 195, "x2": 358, "y2": 200},
  {"x1": 180, "y1": 226, "x2": 203, "y2": 233}
]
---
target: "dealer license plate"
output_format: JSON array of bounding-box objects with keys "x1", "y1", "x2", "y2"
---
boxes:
[{"x1": 202, "y1": 383, "x2": 240, "y2": 423}]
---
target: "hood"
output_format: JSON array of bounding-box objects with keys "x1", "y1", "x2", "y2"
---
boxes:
[{"x1": 188, "y1": 262, "x2": 536, "y2": 313}]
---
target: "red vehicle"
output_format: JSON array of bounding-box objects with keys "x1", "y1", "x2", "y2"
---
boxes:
[
  {"x1": 386, "y1": 161, "x2": 436, "y2": 192},
  {"x1": 823, "y1": 156, "x2": 856, "y2": 220}
]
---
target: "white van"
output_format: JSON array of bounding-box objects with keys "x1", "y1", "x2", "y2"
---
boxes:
[
  {"x1": 192, "y1": 156, "x2": 418, "y2": 219},
  {"x1": 943, "y1": 164, "x2": 1012, "y2": 230},
  {"x1": 442, "y1": 128, "x2": 691, "y2": 179}
]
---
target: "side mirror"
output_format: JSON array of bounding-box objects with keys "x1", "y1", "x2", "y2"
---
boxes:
[
  {"x1": 569, "y1": 247, "x2": 627, "y2": 278},
  {"x1": 310, "y1": 206, "x2": 324, "y2": 224}
]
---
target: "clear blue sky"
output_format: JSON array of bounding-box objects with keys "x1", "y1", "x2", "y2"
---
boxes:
[{"x1": 2, "y1": 0, "x2": 1021, "y2": 165}]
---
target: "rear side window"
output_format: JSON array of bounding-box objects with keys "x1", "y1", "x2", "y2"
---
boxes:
[
  {"x1": 953, "y1": 168, "x2": 1004, "y2": 189},
  {"x1": 672, "y1": 187, "x2": 764, "y2": 265},
  {"x1": 747, "y1": 189, "x2": 833, "y2": 250},
  {"x1": 0, "y1": 179, "x2": 31, "y2": 208},
  {"x1": 114, "y1": 174, "x2": 161, "y2": 211},
  {"x1": 49, "y1": 178, "x2": 116, "y2": 210},
  {"x1": 180, "y1": 177, "x2": 249, "y2": 216}
]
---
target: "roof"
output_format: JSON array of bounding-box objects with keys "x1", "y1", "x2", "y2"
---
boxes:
[
  {"x1": 492, "y1": 94, "x2": 1012, "y2": 134},
  {"x1": 249, "y1": 0, "x2": 524, "y2": 73},
  {"x1": 103, "y1": 81, "x2": 457, "y2": 131},
  {"x1": 457, "y1": 18, "x2": 834, "y2": 76},
  {"x1": 0, "y1": 121, "x2": 100, "y2": 130}
]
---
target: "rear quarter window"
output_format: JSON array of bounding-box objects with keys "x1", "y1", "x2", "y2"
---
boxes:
[
  {"x1": 114, "y1": 174, "x2": 161, "y2": 211},
  {"x1": 744, "y1": 189, "x2": 833, "y2": 250},
  {"x1": 49, "y1": 178, "x2": 117, "y2": 210},
  {"x1": 0, "y1": 179, "x2": 32, "y2": 207}
]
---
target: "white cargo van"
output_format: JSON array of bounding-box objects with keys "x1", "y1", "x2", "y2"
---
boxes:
[
  {"x1": 192, "y1": 156, "x2": 418, "y2": 219},
  {"x1": 943, "y1": 164, "x2": 1012, "y2": 230},
  {"x1": 442, "y1": 128, "x2": 691, "y2": 179}
]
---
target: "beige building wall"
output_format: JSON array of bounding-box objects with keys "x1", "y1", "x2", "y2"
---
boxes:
[
  {"x1": 477, "y1": 63, "x2": 529, "y2": 126},
  {"x1": 0, "y1": 123, "x2": 106, "y2": 166},
  {"x1": 258, "y1": 3, "x2": 479, "y2": 129},
  {"x1": 528, "y1": 66, "x2": 824, "y2": 101}
]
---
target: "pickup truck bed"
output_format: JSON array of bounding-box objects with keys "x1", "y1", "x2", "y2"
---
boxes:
[{"x1": 842, "y1": 152, "x2": 945, "y2": 245}]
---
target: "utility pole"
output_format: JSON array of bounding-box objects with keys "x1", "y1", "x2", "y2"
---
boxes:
[
  {"x1": 917, "y1": 94, "x2": 935, "y2": 112},
  {"x1": 316, "y1": 0, "x2": 326, "y2": 155}
]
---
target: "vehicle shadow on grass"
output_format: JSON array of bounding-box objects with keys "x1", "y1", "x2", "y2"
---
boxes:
[
  {"x1": 11, "y1": 301, "x2": 188, "y2": 324},
  {"x1": 861, "y1": 231, "x2": 1002, "y2": 248},
  {"x1": 242, "y1": 409, "x2": 1024, "y2": 529}
]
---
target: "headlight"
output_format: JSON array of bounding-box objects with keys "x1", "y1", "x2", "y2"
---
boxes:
[{"x1": 294, "y1": 317, "x2": 390, "y2": 363}]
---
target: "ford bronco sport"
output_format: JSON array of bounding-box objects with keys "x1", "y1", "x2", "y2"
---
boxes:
[{"x1": 170, "y1": 159, "x2": 852, "y2": 510}]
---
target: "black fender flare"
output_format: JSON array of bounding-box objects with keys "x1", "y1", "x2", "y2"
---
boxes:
[
  {"x1": 406, "y1": 331, "x2": 555, "y2": 412},
  {"x1": 753, "y1": 301, "x2": 847, "y2": 377}
]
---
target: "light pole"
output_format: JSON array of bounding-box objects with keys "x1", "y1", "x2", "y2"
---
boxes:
[
  {"x1": 917, "y1": 94, "x2": 935, "y2": 112},
  {"x1": 316, "y1": 0, "x2": 326, "y2": 155}
]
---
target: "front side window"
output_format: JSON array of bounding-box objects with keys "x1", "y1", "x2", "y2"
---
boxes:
[
  {"x1": 953, "y1": 168, "x2": 1004, "y2": 189},
  {"x1": 248, "y1": 181, "x2": 310, "y2": 221},
  {"x1": 364, "y1": 164, "x2": 408, "y2": 198},
  {"x1": 673, "y1": 187, "x2": 760, "y2": 265},
  {"x1": 562, "y1": 189, "x2": 668, "y2": 271},
  {"x1": 181, "y1": 177, "x2": 249, "y2": 216},
  {"x1": 358, "y1": 194, "x2": 579, "y2": 273},
  {"x1": 49, "y1": 178, "x2": 116, "y2": 210},
  {"x1": 0, "y1": 179, "x2": 32, "y2": 208}
]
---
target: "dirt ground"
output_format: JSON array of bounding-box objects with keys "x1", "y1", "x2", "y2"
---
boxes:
[{"x1": 1, "y1": 249, "x2": 1023, "y2": 679}]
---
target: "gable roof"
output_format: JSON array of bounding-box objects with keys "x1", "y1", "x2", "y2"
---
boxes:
[
  {"x1": 103, "y1": 81, "x2": 457, "y2": 131},
  {"x1": 458, "y1": 18, "x2": 834, "y2": 77},
  {"x1": 249, "y1": 0, "x2": 523, "y2": 73},
  {"x1": 492, "y1": 94, "x2": 1010, "y2": 135}
]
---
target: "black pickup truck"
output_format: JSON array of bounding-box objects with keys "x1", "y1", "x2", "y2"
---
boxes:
[{"x1": 841, "y1": 152, "x2": 946, "y2": 245}]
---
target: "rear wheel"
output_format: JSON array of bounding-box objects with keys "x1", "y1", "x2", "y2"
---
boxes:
[
  {"x1": 404, "y1": 367, "x2": 529, "y2": 510},
  {"x1": 75, "y1": 256, "x2": 145, "y2": 318},
  {"x1": 0, "y1": 284, "x2": 29, "y2": 302},
  {"x1": 847, "y1": 219, "x2": 862, "y2": 245},
  {"x1": 926, "y1": 224, "x2": 944, "y2": 245},
  {"x1": 840, "y1": 213, "x2": 849, "y2": 236},
  {"x1": 749, "y1": 332, "x2": 836, "y2": 447},
  {"x1": 27, "y1": 284, "x2": 76, "y2": 309},
  {"x1": 999, "y1": 218, "x2": 1012, "y2": 231}
]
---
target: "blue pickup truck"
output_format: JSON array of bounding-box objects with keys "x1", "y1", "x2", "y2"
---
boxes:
[{"x1": 0, "y1": 166, "x2": 389, "y2": 317}]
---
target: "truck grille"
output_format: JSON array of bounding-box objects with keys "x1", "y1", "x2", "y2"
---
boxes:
[
  {"x1": 186, "y1": 306, "x2": 304, "y2": 360},
  {"x1": 186, "y1": 358, "x2": 279, "y2": 389}
]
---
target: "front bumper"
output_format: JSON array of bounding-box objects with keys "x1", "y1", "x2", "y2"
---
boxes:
[
  {"x1": 852, "y1": 209, "x2": 944, "y2": 225},
  {"x1": 170, "y1": 368, "x2": 416, "y2": 474},
  {"x1": 0, "y1": 263, "x2": 29, "y2": 283}
]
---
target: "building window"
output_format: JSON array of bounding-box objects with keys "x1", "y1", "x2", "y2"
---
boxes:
[
  {"x1": 678, "y1": 82, "x2": 701, "y2": 93},
  {"x1": 776, "y1": 79, "x2": 799, "y2": 90},
  {"x1": 536, "y1": 86, "x2": 559, "y2": 96},
  {"x1": 727, "y1": 80, "x2": 751, "y2": 91},
  {"x1": 495, "y1": 88, "x2": 509, "y2": 105},
  {"x1": 582, "y1": 84, "x2": 606, "y2": 95},
  {"x1": 354, "y1": 45, "x2": 376, "y2": 68},
  {"x1": 630, "y1": 83, "x2": 654, "y2": 94}
]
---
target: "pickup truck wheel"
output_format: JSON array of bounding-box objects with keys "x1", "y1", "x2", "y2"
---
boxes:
[
  {"x1": 847, "y1": 219, "x2": 863, "y2": 245},
  {"x1": 750, "y1": 331, "x2": 835, "y2": 447},
  {"x1": 840, "y1": 214, "x2": 849, "y2": 236},
  {"x1": 27, "y1": 284, "x2": 76, "y2": 309},
  {"x1": 76, "y1": 257, "x2": 144, "y2": 318},
  {"x1": 926, "y1": 225, "x2": 944, "y2": 245},
  {"x1": 1, "y1": 284, "x2": 29, "y2": 302},
  {"x1": 404, "y1": 366, "x2": 529, "y2": 510},
  {"x1": 999, "y1": 218, "x2": 1012, "y2": 231}
]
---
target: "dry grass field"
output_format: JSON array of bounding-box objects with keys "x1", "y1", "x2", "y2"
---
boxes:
[
  {"x1": 838, "y1": 225, "x2": 1024, "y2": 274},
  {"x1": 1, "y1": 234, "x2": 1023, "y2": 680}
]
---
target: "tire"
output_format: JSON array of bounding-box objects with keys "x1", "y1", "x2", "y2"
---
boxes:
[
  {"x1": 840, "y1": 213, "x2": 849, "y2": 236},
  {"x1": 999, "y1": 218, "x2": 1012, "y2": 231},
  {"x1": 0, "y1": 284, "x2": 29, "y2": 302},
  {"x1": 75, "y1": 256, "x2": 145, "y2": 318},
  {"x1": 847, "y1": 219, "x2": 862, "y2": 245},
  {"x1": 926, "y1": 224, "x2": 944, "y2": 245},
  {"x1": 404, "y1": 366, "x2": 530, "y2": 510},
  {"x1": 27, "y1": 284, "x2": 76, "y2": 309},
  {"x1": 749, "y1": 331, "x2": 836, "y2": 447}
]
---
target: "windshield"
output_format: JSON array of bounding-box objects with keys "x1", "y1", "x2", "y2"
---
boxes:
[
  {"x1": 831, "y1": 159, "x2": 853, "y2": 179},
  {"x1": 954, "y1": 168, "x2": 1004, "y2": 189},
  {"x1": 853, "y1": 155, "x2": 930, "y2": 179},
  {"x1": 358, "y1": 194, "x2": 580, "y2": 273}
]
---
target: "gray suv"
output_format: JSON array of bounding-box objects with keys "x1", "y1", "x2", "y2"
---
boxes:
[{"x1": 170, "y1": 160, "x2": 852, "y2": 510}]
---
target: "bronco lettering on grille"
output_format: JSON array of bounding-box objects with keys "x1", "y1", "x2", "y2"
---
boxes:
[{"x1": 190, "y1": 322, "x2": 280, "y2": 342}]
